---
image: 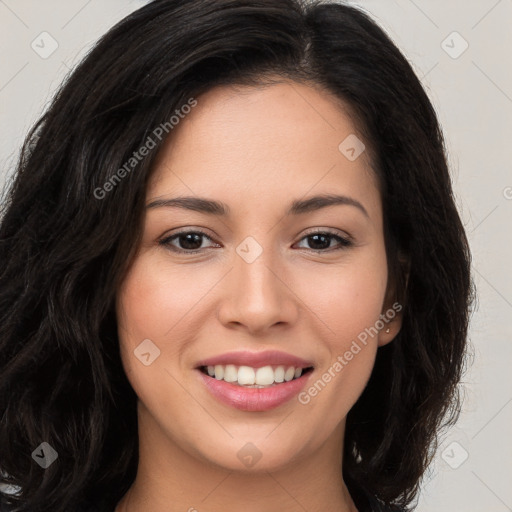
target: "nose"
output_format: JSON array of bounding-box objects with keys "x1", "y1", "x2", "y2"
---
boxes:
[{"x1": 217, "y1": 246, "x2": 299, "y2": 335}]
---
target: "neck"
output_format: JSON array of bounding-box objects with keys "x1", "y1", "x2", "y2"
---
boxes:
[{"x1": 115, "y1": 403, "x2": 358, "y2": 512}]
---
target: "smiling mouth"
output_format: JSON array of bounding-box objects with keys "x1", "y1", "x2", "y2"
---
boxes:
[{"x1": 198, "y1": 365, "x2": 314, "y2": 388}]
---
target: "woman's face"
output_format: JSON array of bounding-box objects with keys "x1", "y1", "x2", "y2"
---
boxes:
[{"x1": 116, "y1": 80, "x2": 399, "y2": 473}]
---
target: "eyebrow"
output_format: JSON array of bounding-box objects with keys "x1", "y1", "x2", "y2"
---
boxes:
[{"x1": 146, "y1": 193, "x2": 369, "y2": 218}]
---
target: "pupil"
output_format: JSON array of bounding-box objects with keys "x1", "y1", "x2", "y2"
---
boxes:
[
  {"x1": 180, "y1": 233, "x2": 202, "y2": 250},
  {"x1": 309, "y1": 234, "x2": 329, "y2": 250}
]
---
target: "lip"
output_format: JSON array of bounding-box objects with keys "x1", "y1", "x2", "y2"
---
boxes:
[
  {"x1": 195, "y1": 350, "x2": 314, "y2": 369},
  {"x1": 196, "y1": 368, "x2": 314, "y2": 412}
]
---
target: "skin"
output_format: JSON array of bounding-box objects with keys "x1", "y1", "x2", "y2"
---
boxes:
[{"x1": 114, "y1": 80, "x2": 402, "y2": 512}]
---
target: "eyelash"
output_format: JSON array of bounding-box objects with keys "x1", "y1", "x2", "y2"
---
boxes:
[{"x1": 159, "y1": 228, "x2": 353, "y2": 254}]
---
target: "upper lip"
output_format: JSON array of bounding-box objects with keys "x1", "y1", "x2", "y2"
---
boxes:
[{"x1": 195, "y1": 350, "x2": 314, "y2": 369}]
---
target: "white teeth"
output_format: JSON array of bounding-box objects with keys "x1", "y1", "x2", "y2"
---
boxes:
[
  {"x1": 255, "y1": 366, "x2": 275, "y2": 386},
  {"x1": 238, "y1": 366, "x2": 255, "y2": 385},
  {"x1": 214, "y1": 364, "x2": 224, "y2": 380},
  {"x1": 203, "y1": 364, "x2": 309, "y2": 386},
  {"x1": 284, "y1": 367, "x2": 295, "y2": 381},
  {"x1": 274, "y1": 366, "x2": 285, "y2": 383},
  {"x1": 224, "y1": 364, "x2": 238, "y2": 383}
]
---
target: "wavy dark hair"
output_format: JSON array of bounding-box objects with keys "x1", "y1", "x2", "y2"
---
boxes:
[{"x1": 0, "y1": 0, "x2": 473, "y2": 511}]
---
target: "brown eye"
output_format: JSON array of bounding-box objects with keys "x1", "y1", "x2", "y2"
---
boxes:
[
  {"x1": 159, "y1": 230, "x2": 219, "y2": 254},
  {"x1": 295, "y1": 231, "x2": 353, "y2": 252}
]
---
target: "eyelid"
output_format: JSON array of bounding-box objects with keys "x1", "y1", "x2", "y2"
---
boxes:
[
  {"x1": 161, "y1": 226, "x2": 214, "y2": 240},
  {"x1": 300, "y1": 226, "x2": 353, "y2": 242}
]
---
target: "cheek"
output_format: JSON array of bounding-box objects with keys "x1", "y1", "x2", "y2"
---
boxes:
[
  {"x1": 116, "y1": 256, "x2": 193, "y2": 422},
  {"x1": 294, "y1": 249, "x2": 388, "y2": 347},
  {"x1": 115, "y1": 253, "x2": 224, "y2": 403},
  {"x1": 115, "y1": 256, "x2": 184, "y2": 392},
  {"x1": 116, "y1": 253, "x2": 213, "y2": 341},
  {"x1": 292, "y1": 251, "x2": 387, "y2": 413}
]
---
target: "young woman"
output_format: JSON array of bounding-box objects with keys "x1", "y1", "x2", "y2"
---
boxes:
[{"x1": 0, "y1": 1, "x2": 473, "y2": 511}]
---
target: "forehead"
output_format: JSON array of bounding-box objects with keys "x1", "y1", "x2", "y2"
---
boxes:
[{"x1": 147, "y1": 81, "x2": 380, "y2": 221}]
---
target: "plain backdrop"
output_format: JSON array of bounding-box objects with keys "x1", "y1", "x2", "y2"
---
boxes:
[{"x1": 1, "y1": 1, "x2": 511, "y2": 511}]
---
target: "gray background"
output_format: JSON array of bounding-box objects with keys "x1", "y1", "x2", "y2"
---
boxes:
[{"x1": 1, "y1": 1, "x2": 511, "y2": 511}]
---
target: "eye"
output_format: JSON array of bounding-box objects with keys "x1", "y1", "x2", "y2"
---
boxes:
[
  {"x1": 159, "y1": 229, "x2": 219, "y2": 254},
  {"x1": 159, "y1": 228, "x2": 353, "y2": 255},
  {"x1": 295, "y1": 230, "x2": 353, "y2": 252}
]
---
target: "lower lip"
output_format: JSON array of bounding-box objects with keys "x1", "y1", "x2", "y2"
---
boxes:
[{"x1": 196, "y1": 369, "x2": 313, "y2": 412}]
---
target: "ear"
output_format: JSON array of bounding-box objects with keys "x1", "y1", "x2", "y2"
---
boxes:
[{"x1": 378, "y1": 258, "x2": 409, "y2": 347}]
